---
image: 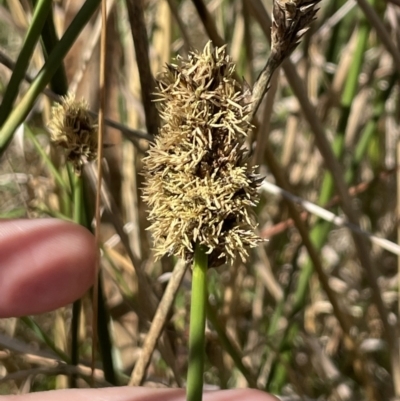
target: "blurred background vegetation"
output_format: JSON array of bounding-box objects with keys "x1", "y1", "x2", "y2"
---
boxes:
[{"x1": 1, "y1": 0, "x2": 400, "y2": 400}]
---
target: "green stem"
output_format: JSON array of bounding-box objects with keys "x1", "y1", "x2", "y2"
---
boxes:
[
  {"x1": 70, "y1": 173, "x2": 84, "y2": 388},
  {"x1": 187, "y1": 244, "x2": 208, "y2": 401}
]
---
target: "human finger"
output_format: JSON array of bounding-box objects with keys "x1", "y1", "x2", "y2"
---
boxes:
[
  {"x1": 0, "y1": 219, "x2": 96, "y2": 317},
  {"x1": 2, "y1": 387, "x2": 278, "y2": 401}
]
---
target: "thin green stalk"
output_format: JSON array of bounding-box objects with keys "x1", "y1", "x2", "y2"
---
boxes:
[
  {"x1": 70, "y1": 173, "x2": 84, "y2": 388},
  {"x1": 0, "y1": 0, "x2": 52, "y2": 126},
  {"x1": 187, "y1": 244, "x2": 208, "y2": 401},
  {"x1": 0, "y1": 0, "x2": 101, "y2": 156},
  {"x1": 72, "y1": 173, "x2": 84, "y2": 223}
]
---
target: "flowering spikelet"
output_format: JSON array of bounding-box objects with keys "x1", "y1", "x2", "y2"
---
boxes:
[
  {"x1": 48, "y1": 94, "x2": 98, "y2": 174},
  {"x1": 249, "y1": 0, "x2": 321, "y2": 120},
  {"x1": 271, "y1": 0, "x2": 321, "y2": 62},
  {"x1": 142, "y1": 42, "x2": 262, "y2": 267}
]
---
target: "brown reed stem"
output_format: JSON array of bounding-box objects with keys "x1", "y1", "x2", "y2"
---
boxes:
[
  {"x1": 129, "y1": 261, "x2": 188, "y2": 386},
  {"x1": 125, "y1": 0, "x2": 159, "y2": 136}
]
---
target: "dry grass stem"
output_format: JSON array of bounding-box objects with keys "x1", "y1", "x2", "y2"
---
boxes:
[
  {"x1": 126, "y1": 0, "x2": 159, "y2": 136},
  {"x1": 356, "y1": 0, "x2": 400, "y2": 75},
  {"x1": 91, "y1": 0, "x2": 108, "y2": 382},
  {"x1": 129, "y1": 261, "x2": 188, "y2": 386}
]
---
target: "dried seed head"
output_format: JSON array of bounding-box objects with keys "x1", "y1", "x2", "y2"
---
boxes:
[
  {"x1": 271, "y1": 0, "x2": 321, "y2": 64},
  {"x1": 143, "y1": 42, "x2": 263, "y2": 267},
  {"x1": 48, "y1": 94, "x2": 98, "y2": 174}
]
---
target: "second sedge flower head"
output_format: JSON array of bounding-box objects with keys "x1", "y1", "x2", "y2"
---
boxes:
[{"x1": 48, "y1": 94, "x2": 98, "y2": 174}]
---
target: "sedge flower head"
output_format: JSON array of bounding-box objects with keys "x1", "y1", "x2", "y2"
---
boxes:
[
  {"x1": 143, "y1": 42, "x2": 262, "y2": 267},
  {"x1": 48, "y1": 94, "x2": 98, "y2": 174}
]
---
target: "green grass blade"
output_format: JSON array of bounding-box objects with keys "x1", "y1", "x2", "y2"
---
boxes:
[
  {"x1": 20, "y1": 316, "x2": 71, "y2": 363},
  {"x1": 32, "y1": 0, "x2": 69, "y2": 95},
  {"x1": 0, "y1": 0, "x2": 52, "y2": 126}
]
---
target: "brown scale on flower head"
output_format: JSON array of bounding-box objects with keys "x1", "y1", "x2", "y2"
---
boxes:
[
  {"x1": 142, "y1": 42, "x2": 263, "y2": 267},
  {"x1": 48, "y1": 94, "x2": 98, "y2": 174}
]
